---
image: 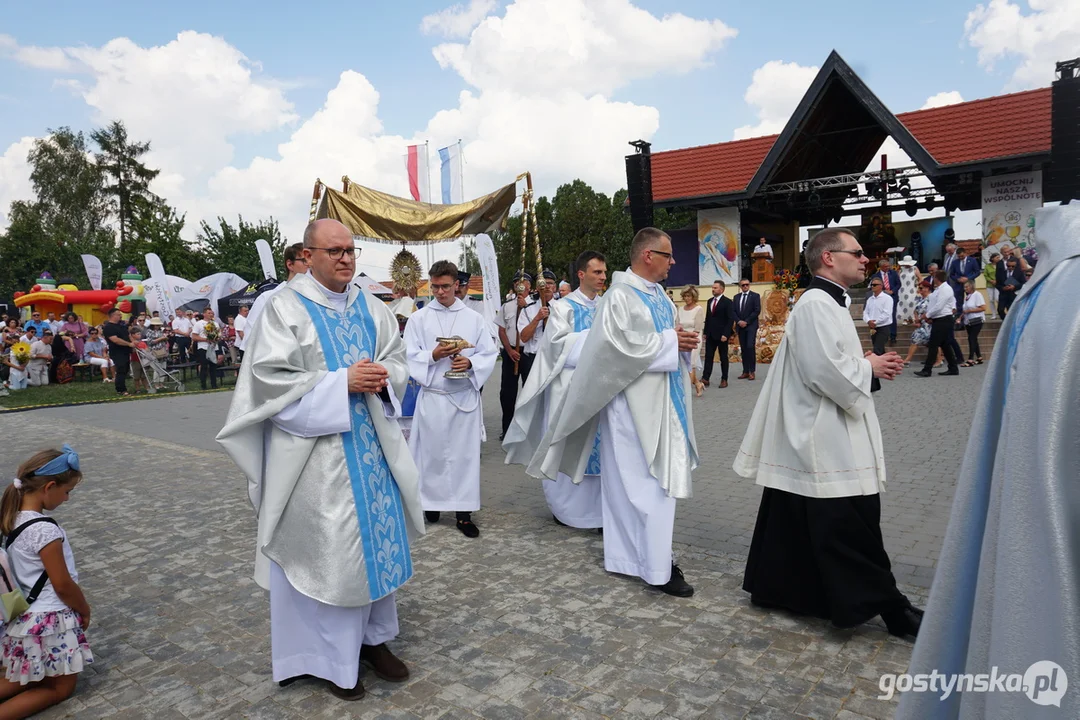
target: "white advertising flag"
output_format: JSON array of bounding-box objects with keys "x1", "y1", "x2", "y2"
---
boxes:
[
  {"x1": 474, "y1": 233, "x2": 500, "y2": 333},
  {"x1": 80, "y1": 254, "x2": 102, "y2": 290},
  {"x1": 254, "y1": 239, "x2": 277, "y2": 280},
  {"x1": 144, "y1": 253, "x2": 176, "y2": 320}
]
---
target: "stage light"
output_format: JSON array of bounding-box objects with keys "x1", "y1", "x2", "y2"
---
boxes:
[
  {"x1": 808, "y1": 192, "x2": 821, "y2": 205},
  {"x1": 898, "y1": 179, "x2": 911, "y2": 197},
  {"x1": 923, "y1": 196, "x2": 936, "y2": 211},
  {"x1": 905, "y1": 200, "x2": 918, "y2": 217}
]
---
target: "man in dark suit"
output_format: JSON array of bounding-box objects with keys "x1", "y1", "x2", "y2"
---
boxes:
[
  {"x1": 702, "y1": 280, "x2": 734, "y2": 388},
  {"x1": 996, "y1": 256, "x2": 1026, "y2": 317},
  {"x1": 871, "y1": 258, "x2": 901, "y2": 345},
  {"x1": 733, "y1": 279, "x2": 761, "y2": 380},
  {"x1": 948, "y1": 246, "x2": 980, "y2": 311}
]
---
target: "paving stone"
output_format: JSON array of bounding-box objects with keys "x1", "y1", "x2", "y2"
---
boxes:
[{"x1": 9, "y1": 364, "x2": 978, "y2": 718}]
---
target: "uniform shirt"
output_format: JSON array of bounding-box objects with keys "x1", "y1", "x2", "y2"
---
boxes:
[
  {"x1": 496, "y1": 297, "x2": 523, "y2": 347},
  {"x1": 926, "y1": 283, "x2": 957, "y2": 319},
  {"x1": 862, "y1": 292, "x2": 894, "y2": 328},
  {"x1": 517, "y1": 300, "x2": 548, "y2": 355}
]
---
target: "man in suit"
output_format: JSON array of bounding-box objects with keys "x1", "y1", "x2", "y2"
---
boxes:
[
  {"x1": 871, "y1": 258, "x2": 901, "y2": 345},
  {"x1": 733, "y1": 279, "x2": 761, "y2": 380},
  {"x1": 996, "y1": 256, "x2": 1026, "y2": 318},
  {"x1": 702, "y1": 280, "x2": 734, "y2": 388},
  {"x1": 948, "y1": 246, "x2": 980, "y2": 311}
]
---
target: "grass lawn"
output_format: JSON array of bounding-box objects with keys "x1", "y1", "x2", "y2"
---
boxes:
[{"x1": 0, "y1": 373, "x2": 236, "y2": 411}]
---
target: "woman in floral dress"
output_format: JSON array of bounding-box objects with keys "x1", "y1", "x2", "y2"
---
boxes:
[
  {"x1": 895, "y1": 256, "x2": 922, "y2": 324},
  {"x1": 903, "y1": 281, "x2": 933, "y2": 366}
]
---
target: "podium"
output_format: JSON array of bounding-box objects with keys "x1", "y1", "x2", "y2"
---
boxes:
[{"x1": 752, "y1": 255, "x2": 774, "y2": 283}]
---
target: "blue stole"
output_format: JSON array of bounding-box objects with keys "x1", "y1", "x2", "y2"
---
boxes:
[
  {"x1": 567, "y1": 299, "x2": 601, "y2": 475},
  {"x1": 296, "y1": 292, "x2": 412, "y2": 600},
  {"x1": 630, "y1": 287, "x2": 690, "y2": 444},
  {"x1": 1003, "y1": 282, "x2": 1045, "y2": 395}
]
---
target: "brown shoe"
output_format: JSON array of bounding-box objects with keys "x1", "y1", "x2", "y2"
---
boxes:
[
  {"x1": 702, "y1": 379, "x2": 710, "y2": 387},
  {"x1": 719, "y1": 380, "x2": 728, "y2": 388},
  {"x1": 360, "y1": 643, "x2": 410, "y2": 683},
  {"x1": 738, "y1": 373, "x2": 749, "y2": 379},
  {"x1": 748, "y1": 373, "x2": 755, "y2": 380},
  {"x1": 327, "y1": 677, "x2": 366, "y2": 701}
]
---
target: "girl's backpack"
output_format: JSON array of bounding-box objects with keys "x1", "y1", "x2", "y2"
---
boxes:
[{"x1": 0, "y1": 517, "x2": 60, "y2": 622}]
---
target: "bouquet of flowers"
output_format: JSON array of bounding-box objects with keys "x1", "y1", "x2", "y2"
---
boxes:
[
  {"x1": 11, "y1": 342, "x2": 30, "y2": 366},
  {"x1": 773, "y1": 269, "x2": 798, "y2": 293},
  {"x1": 204, "y1": 320, "x2": 220, "y2": 344}
]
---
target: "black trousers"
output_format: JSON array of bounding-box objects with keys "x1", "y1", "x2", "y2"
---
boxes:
[
  {"x1": 113, "y1": 354, "x2": 130, "y2": 394},
  {"x1": 195, "y1": 348, "x2": 218, "y2": 389},
  {"x1": 888, "y1": 294, "x2": 898, "y2": 341},
  {"x1": 922, "y1": 317, "x2": 959, "y2": 373},
  {"x1": 499, "y1": 349, "x2": 532, "y2": 435},
  {"x1": 702, "y1": 335, "x2": 729, "y2": 382},
  {"x1": 737, "y1": 325, "x2": 757, "y2": 373},
  {"x1": 965, "y1": 321, "x2": 984, "y2": 359},
  {"x1": 947, "y1": 323, "x2": 964, "y2": 365},
  {"x1": 173, "y1": 336, "x2": 190, "y2": 363},
  {"x1": 744, "y1": 488, "x2": 910, "y2": 627},
  {"x1": 998, "y1": 290, "x2": 1017, "y2": 318},
  {"x1": 870, "y1": 327, "x2": 889, "y2": 355}
]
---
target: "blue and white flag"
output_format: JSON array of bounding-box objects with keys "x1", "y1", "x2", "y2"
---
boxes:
[{"x1": 438, "y1": 142, "x2": 463, "y2": 204}]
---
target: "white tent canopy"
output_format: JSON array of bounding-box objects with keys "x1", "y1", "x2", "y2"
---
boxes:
[{"x1": 355, "y1": 273, "x2": 393, "y2": 295}]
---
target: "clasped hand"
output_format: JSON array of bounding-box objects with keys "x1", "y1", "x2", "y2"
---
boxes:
[
  {"x1": 675, "y1": 326, "x2": 700, "y2": 352},
  {"x1": 865, "y1": 351, "x2": 905, "y2": 381},
  {"x1": 348, "y1": 358, "x2": 389, "y2": 393}
]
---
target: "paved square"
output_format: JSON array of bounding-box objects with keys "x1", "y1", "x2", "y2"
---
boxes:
[{"x1": 11, "y1": 360, "x2": 986, "y2": 718}]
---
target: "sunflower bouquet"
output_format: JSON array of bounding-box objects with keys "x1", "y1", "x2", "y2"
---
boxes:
[
  {"x1": 773, "y1": 269, "x2": 798, "y2": 293},
  {"x1": 204, "y1": 320, "x2": 220, "y2": 344},
  {"x1": 11, "y1": 341, "x2": 30, "y2": 367}
]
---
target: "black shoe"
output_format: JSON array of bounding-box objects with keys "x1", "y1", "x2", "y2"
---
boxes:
[
  {"x1": 913, "y1": 370, "x2": 931, "y2": 377},
  {"x1": 597, "y1": 527, "x2": 604, "y2": 535},
  {"x1": 498, "y1": 432, "x2": 505, "y2": 441},
  {"x1": 327, "y1": 678, "x2": 366, "y2": 701},
  {"x1": 278, "y1": 674, "x2": 314, "y2": 688},
  {"x1": 938, "y1": 369, "x2": 960, "y2": 376},
  {"x1": 424, "y1": 511, "x2": 441, "y2": 523},
  {"x1": 882, "y1": 605, "x2": 923, "y2": 639},
  {"x1": 650, "y1": 564, "x2": 694, "y2": 597},
  {"x1": 553, "y1": 515, "x2": 567, "y2": 527},
  {"x1": 456, "y1": 518, "x2": 480, "y2": 538}
]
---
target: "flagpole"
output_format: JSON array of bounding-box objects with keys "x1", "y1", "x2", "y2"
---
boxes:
[
  {"x1": 425, "y1": 140, "x2": 433, "y2": 268},
  {"x1": 458, "y1": 139, "x2": 464, "y2": 201}
]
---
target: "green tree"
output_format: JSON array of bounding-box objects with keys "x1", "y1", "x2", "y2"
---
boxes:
[
  {"x1": 458, "y1": 238, "x2": 479, "y2": 274},
  {"x1": 197, "y1": 215, "x2": 289, "y2": 281},
  {"x1": 91, "y1": 120, "x2": 160, "y2": 250},
  {"x1": 120, "y1": 199, "x2": 213, "y2": 281}
]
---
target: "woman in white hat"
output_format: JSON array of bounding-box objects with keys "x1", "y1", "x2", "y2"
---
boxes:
[{"x1": 895, "y1": 255, "x2": 922, "y2": 325}]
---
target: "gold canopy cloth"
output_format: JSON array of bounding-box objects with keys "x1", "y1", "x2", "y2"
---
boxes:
[{"x1": 317, "y1": 181, "x2": 517, "y2": 244}]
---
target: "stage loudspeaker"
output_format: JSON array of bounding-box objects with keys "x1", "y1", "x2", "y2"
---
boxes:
[
  {"x1": 625, "y1": 148, "x2": 654, "y2": 233},
  {"x1": 1048, "y1": 59, "x2": 1080, "y2": 202}
]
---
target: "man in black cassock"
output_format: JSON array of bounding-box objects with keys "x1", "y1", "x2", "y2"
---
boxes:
[{"x1": 733, "y1": 227, "x2": 923, "y2": 638}]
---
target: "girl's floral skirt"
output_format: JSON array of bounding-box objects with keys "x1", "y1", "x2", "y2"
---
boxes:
[{"x1": 1, "y1": 609, "x2": 93, "y2": 685}]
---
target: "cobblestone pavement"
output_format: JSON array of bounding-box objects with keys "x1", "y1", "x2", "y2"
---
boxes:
[{"x1": 9, "y1": 359, "x2": 986, "y2": 718}]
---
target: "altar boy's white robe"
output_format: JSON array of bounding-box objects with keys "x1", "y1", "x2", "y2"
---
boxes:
[
  {"x1": 405, "y1": 298, "x2": 497, "y2": 511},
  {"x1": 503, "y1": 289, "x2": 602, "y2": 528},
  {"x1": 217, "y1": 273, "x2": 424, "y2": 690},
  {"x1": 535, "y1": 270, "x2": 698, "y2": 585}
]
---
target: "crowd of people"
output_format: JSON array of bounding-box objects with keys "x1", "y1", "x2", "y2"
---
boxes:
[{"x1": 0, "y1": 304, "x2": 252, "y2": 397}]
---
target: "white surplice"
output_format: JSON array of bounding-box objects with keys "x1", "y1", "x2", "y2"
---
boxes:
[
  {"x1": 263, "y1": 279, "x2": 404, "y2": 689},
  {"x1": 405, "y1": 298, "x2": 497, "y2": 511}
]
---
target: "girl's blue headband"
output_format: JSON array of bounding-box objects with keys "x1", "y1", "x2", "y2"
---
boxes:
[{"x1": 34, "y1": 444, "x2": 80, "y2": 477}]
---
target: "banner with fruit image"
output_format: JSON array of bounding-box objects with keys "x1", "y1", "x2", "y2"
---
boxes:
[{"x1": 981, "y1": 170, "x2": 1042, "y2": 265}]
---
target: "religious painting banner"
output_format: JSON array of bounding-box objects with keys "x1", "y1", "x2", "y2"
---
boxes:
[
  {"x1": 698, "y1": 208, "x2": 740, "y2": 285},
  {"x1": 981, "y1": 170, "x2": 1042, "y2": 264}
]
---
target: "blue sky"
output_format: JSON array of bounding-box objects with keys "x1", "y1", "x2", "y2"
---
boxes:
[{"x1": 0, "y1": 0, "x2": 1068, "y2": 274}]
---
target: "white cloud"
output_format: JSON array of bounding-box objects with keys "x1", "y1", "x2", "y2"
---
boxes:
[
  {"x1": 921, "y1": 90, "x2": 965, "y2": 109},
  {"x1": 0, "y1": 2, "x2": 736, "y2": 276},
  {"x1": 0, "y1": 137, "x2": 36, "y2": 228},
  {"x1": 421, "y1": 0, "x2": 499, "y2": 37},
  {"x1": 0, "y1": 34, "x2": 75, "y2": 71},
  {"x1": 965, "y1": 0, "x2": 1080, "y2": 90},
  {"x1": 732, "y1": 60, "x2": 819, "y2": 140},
  {"x1": 432, "y1": 0, "x2": 736, "y2": 96}
]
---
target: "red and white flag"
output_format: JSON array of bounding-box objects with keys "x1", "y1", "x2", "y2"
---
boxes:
[{"x1": 406, "y1": 144, "x2": 430, "y2": 202}]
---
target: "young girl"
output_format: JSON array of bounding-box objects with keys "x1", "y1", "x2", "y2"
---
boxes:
[{"x1": 0, "y1": 446, "x2": 92, "y2": 719}]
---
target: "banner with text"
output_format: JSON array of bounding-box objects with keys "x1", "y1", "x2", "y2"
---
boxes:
[
  {"x1": 80, "y1": 254, "x2": 102, "y2": 291},
  {"x1": 474, "y1": 233, "x2": 500, "y2": 337},
  {"x1": 698, "y1": 208, "x2": 741, "y2": 285},
  {"x1": 145, "y1": 253, "x2": 176, "y2": 320},
  {"x1": 981, "y1": 170, "x2": 1042, "y2": 264}
]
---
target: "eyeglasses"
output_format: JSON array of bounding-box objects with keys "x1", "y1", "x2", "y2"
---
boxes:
[
  {"x1": 739, "y1": 284, "x2": 750, "y2": 289},
  {"x1": 308, "y1": 246, "x2": 360, "y2": 260},
  {"x1": 829, "y1": 249, "x2": 865, "y2": 258},
  {"x1": 648, "y1": 249, "x2": 673, "y2": 259},
  {"x1": 430, "y1": 283, "x2": 455, "y2": 291},
  {"x1": 870, "y1": 283, "x2": 882, "y2": 287}
]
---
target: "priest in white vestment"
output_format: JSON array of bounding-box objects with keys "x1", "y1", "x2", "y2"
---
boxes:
[
  {"x1": 236, "y1": 242, "x2": 307, "y2": 352},
  {"x1": 405, "y1": 260, "x2": 497, "y2": 538},
  {"x1": 734, "y1": 227, "x2": 921, "y2": 638},
  {"x1": 217, "y1": 220, "x2": 424, "y2": 701},
  {"x1": 897, "y1": 203, "x2": 1080, "y2": 719},
  {"x1": 504, "y1": 251, "x2": 608, "y2": 529},
  {"x1": 534, "y1": 228, "x2": 700, "y2": 597}
]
